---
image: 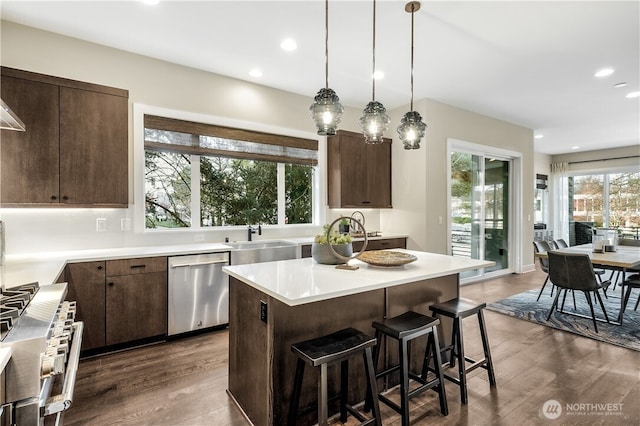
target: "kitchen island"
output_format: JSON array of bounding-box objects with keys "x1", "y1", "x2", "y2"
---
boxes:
[{"x1": 223, "y1": 250, "x2": 493, "y2": 425}]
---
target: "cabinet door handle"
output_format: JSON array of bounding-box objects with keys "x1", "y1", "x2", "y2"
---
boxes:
[
  {"x1": 108, "y1": 282, "x2": 114, "y2": 287},
  {"x1": 51, "y1": 195, "x2": 57, "y2": 200},
  {"x1": 362, "y1": 201, "x2": 370, "y2": 204},
  {"x1": 62, "y1": 195, "x2": 69, "y2": 201},
  {"x1": 130, "y1": 265, "x2": 146, "y2": 269},
  {"x1": 97, "y1": 265, "x2": 103, "y2": 270}
]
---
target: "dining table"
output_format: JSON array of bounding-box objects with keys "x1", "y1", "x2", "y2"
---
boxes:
[{"x1": 536, "y1": 242, "x2": 640, "y2": 324}]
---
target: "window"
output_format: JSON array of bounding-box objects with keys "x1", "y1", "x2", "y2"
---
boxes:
[
  {"x1": 569, "y1": 171, "x2": 640, "y2": 238},
  {"x1": 144, "y1": 115, "x2": 317, "y2": 230}
]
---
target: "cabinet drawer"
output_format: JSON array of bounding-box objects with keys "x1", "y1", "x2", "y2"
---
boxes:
[
  {"x1": 106, "y1": 256, "x2": 167, "y2": 276},
  {"x1": 354, "y1": 238, "x2": 407, "y2": 252}
]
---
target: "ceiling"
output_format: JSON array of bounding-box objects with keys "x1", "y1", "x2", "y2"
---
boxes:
[{"x1": 2, "y1": 0, "x2": 639, "y2": 155}]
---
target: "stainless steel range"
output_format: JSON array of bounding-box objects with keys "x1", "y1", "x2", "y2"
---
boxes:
[{"x1": 0, "y1": 282, "x2": 83, "y2": 425}]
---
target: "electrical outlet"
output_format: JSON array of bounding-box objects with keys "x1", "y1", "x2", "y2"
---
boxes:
[
  {"x1": 96, "y1": 218, "x2": 107, "y2": 232},
  {"x1": 260, "y1": 301, "x2": 268, "y2": 323}
]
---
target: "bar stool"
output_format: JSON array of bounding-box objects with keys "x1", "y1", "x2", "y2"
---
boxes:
[
  {"x1": 429, "y1": 298, "x2": 496, "y2": 404},
  {"x1": 364, "y1": 311, "x2": 448, "y2": 426},
  {"x1": 288, "y1": 327, "x2": 381, "y2": 426}
]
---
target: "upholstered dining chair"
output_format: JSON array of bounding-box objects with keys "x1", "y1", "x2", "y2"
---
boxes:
[
  {"x1": 546, "y1": 251, "x2": 611, "y2": 333},
  {"x1": 533, "y1": 240, "x2": 553, "y2": 301},
  {"x1": 620, "y1": 274, "x2": 640, "y2": 324},
  {"x1": 554, "y1": 239, "x2": 569, "y2": 249}
]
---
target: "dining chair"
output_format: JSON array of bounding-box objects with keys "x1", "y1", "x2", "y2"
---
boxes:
[
  {"x1": 533, "y1": 240, "x2": 553, "y2": 300},
  {"x1": 554, "y1": 239, "x2": 569, "y2": 249},
  {"x1": 546, "y1": 251, "x2": 611, "y2": 333},
  {"x1": 620, "y1": 274, "x2": 640, "y2": 324}
]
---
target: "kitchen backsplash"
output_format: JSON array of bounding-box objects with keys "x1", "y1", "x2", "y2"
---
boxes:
[{"x1": 0, "y1": 208, "x2": 382, "y2": 255}]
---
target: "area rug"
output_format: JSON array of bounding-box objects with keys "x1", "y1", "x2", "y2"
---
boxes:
[{"x1": 486, "y1": 286, "x2": 640, "y2": 351}]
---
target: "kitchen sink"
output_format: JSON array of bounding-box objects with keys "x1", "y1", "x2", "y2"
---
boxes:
[{"x1": 227, "y1": 240, "x2": 299, "y2": 265}]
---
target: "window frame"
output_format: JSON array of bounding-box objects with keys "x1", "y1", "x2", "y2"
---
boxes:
[
  {"x1": 569, "y1": 166, "x2": 640, "y2": 229},
  {"x1": 134, "y1": 104, "x2": 324, "y2": 234}
]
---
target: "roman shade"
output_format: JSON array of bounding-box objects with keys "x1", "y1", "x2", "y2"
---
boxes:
[{"x1": 144, "y1": 115, "x2": 318, "y2": 166}]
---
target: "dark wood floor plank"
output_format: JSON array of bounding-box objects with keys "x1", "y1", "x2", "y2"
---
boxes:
[{"x1": 64, "y1": 268, "x2": 640, "y2": 425}]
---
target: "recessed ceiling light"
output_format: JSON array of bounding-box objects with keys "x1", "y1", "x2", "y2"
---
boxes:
[
  {"x1": 534, "y1": 134, "x2": 544, "y2": 140},
  {"x1": 280, "y1": 38, "x2": 297, "y2": 52},
  {"x1": 373, "y1": 70, "x2": 384, "y2": 80},
  {"x1": 571, "y1": 146, "x2": 580, "y2": 150},
  {"x1": 626, "y1": 91, "x2": 640, "y2": 99},
  {"x1": 249, "y1": 69, "x2": 263, "y2": 78},
  {"x1": 594, "y1": 68, "x2": 614, "y2": 78},
  {"x1": 614, "y1": 82, "x2": 628, "y2": 88}
]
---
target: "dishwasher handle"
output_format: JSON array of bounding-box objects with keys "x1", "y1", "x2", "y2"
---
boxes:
[{"x1": 170, "y1": 259, "x2": 229, "y2": 268}]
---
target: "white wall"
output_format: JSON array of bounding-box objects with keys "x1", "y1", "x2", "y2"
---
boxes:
[
  {"x1": 381, "y1": 98, "x2": 535, "y2": 270},
  {"x1": 1, "y1": 21, "x2": 535, "y2": 271},
  {"x1": 534, "y1": 152, "x2": 552, "y2": 177}
]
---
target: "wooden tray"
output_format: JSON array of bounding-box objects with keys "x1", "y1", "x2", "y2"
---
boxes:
[{"x1": 358, "y1": 250, "x2": 417, "y2": 267}]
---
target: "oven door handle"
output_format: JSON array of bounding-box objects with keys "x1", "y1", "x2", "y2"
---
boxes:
[{"x1": 44, "y1": 321, "x2": 84, "y2": 417}]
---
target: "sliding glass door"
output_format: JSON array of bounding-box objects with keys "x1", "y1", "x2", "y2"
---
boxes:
[{"x1": 450, "y1": 147, "x2": 514, "y2": 280}]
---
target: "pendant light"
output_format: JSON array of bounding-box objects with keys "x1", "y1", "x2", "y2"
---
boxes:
[
  {"x1": 359, "y1": 0, "x2": 390, "y2": 144},
  {"x1": 397, "y1": 1, "x2": 426, "y2": 150},
  {"x1": 310, "y1": 0, "x2": 344, "y2": 136}
]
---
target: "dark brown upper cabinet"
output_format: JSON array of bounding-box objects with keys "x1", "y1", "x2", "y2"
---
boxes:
[
  {"x1": 0, "y1": 67, "x2": 129, "y2": 207},
  {"x1": 327, "y1": 130, "x2": 392, "y2": 208}
]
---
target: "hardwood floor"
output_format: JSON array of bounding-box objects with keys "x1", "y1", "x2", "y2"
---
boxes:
[{"x1": 64, "y1": 269, "x2": 639, "y2": 425}]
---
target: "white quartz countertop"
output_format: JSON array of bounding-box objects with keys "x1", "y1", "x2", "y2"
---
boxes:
[
  {"x1": 2, "y1": 243, "x2": 232, "y2": 289},
  {"x1": 1, "y1": 234, "x2": 408, "y2": 290},
  {"x1": 223, "y1": 250, "x2": 494, "y2": 306}
]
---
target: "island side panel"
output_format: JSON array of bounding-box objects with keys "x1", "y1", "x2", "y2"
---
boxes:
[
  {"x1": 228, "y1": 277, "x2": 272, "y2": 426},
  {"x1": 270, "y1": 289, "x2": 386, "y2": 426}
]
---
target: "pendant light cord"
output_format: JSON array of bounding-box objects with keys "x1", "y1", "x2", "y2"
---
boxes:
[
  {"x1": 372, "y1": 0, "x2": 377, "y2": 101},
  {"x1": 325, "y1": 0, "x2": 329, "y2": 89},
  {"x1": 410, "y1": 3, "x2": 415, "y2": 111}
]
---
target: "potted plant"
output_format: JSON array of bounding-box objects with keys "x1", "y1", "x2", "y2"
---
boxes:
[
  {"x1": 312, "y1": 224, "x2": 353, "y2": 264},
  {"x1": 338, "y1": 218, "x2": 350, "y2": 234}
]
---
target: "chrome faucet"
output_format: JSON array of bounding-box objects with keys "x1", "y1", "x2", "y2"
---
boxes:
[{"x1": 248, "y1": 224, "x2": 262, "y2": 241}]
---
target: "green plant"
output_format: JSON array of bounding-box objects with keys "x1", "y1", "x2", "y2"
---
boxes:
[
  {"x1": 314, "y1": 224, "x2": 352, "y2": 245},
  {"x1": 339, "y1": 218, "x2": 349, "y2": 225}
]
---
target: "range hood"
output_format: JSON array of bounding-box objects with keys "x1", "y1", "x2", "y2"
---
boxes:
[{"x1": 1, "y1": 98, "x2": 26, "y2": 131}]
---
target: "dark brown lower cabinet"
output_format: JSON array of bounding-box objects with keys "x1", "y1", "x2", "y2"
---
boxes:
[
  {"x1": 65, "y1": 261, "x2": 106, "y2": 351},
  {"x1": 65, "y1": 256, "x2": 167, "y2": 353},
  {"x1": 106, "y1": 271, "x2": 167, "y2": 346}
]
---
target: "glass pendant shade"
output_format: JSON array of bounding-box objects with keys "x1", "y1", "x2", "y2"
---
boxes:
[
  {"x1": 310, "y1": 87, "x2": 344, "y2": 136},
  {"x1": 397, "y1": 110, "x2": 427, "y2": 150},
  {"x1": 397, "y1": 1, "x2": 426, "y2": 150},
  {"x1": 359, "y1": 101, "x2": 390, "y2": 143}
]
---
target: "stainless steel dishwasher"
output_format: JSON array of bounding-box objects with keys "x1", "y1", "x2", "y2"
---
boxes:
[{"x1": 168, "y1": 252, "x2": 230, "y2": 336}]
